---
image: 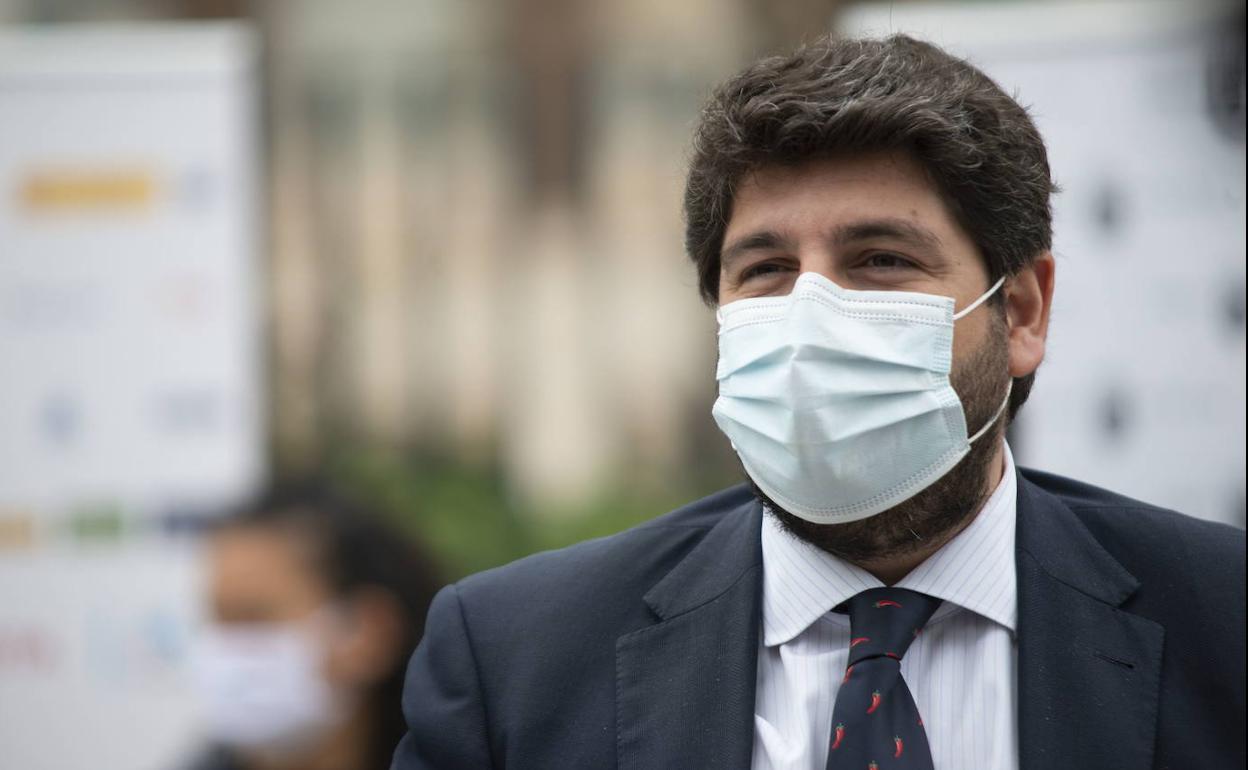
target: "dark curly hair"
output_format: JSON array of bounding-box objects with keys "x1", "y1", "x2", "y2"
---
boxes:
[{"x1": 684, "y1": 34, "x2": 1058, "y2": 419}]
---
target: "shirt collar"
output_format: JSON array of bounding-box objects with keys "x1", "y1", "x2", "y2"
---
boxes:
[{"x1": 760, "y1": 442, "x2": 1018, "y2": 647}]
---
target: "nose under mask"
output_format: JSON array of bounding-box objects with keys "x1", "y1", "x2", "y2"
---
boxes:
[
  {"x1": 189, "y1": 612, "x2": 349, "y2": 755},
  {"x1": 711, "y1": 272, "x2": 1010, "y2": 525}
]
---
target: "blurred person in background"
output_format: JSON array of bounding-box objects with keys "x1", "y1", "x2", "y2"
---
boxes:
[
  {"x1": 393, "y1": 33, "x2": 1245, "y2": 770},
  {"x1": 186, "y1": 484, "x2": 440, "y2": 770}
]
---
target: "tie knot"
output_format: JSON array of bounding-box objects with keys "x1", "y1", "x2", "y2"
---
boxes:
[{"x1": 841, "y1": 587, "x2": 941, "y2": 665}]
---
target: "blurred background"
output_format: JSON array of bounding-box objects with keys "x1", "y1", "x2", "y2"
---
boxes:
[{"x1": 0, "y1": 0, "x2": 1243, "y2": 768}]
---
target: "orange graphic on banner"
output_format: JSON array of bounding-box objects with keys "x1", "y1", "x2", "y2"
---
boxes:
[
  {"x1": 0, "y1": 512, "x2": 36, "y2": 550},
  {"x1": 19, "y1": 169, "x2": 156, "y2": 211}
]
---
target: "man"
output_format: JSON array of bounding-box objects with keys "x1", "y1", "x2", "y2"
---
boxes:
[{"x1": 392, "y1": 35, "x2": 1245, "y2": 770}]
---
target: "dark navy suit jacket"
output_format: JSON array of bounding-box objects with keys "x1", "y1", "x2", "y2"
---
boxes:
[{"x1": 392, "y1": 470, "x2": 1246, "y2": 769}]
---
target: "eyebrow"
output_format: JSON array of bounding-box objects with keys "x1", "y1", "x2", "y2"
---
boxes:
[
  {"x1": 720, "y1": 230, "x2": 793, "y2": 270},
  {"x1": 830, "y1": 218, "x2": 945, "y2": 252},
  {"x1": 720, "y1": 217, "x2": 945, "y2": 269}
]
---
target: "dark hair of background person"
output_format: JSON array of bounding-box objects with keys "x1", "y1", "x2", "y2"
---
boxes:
[
  {"x1": 220, "y1": 482, "x2": 443, "y2": 770},
  {"x1": 683, "y1": 33, "x2": 1060, "y2": 420}
]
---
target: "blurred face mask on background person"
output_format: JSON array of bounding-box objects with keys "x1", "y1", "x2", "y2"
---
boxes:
[
  {"x1": 190, "y1": 607, "x2": 351, "y2": 757},
  {"x1": 712, "y1": 271, "x2": 1011, "y2": 525}
]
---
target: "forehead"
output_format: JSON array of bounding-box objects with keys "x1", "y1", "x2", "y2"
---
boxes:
[
  {"x1": 724, "y1": 150, "x2": 961, "y2": 242},
  {"x1": 207, "y1": 524, "x2": 330, "y2": 613}
]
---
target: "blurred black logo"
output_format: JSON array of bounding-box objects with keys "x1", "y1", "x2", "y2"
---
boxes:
[{"x1": 1206, "y1": 8, "x2": 1246, "y2": 143}]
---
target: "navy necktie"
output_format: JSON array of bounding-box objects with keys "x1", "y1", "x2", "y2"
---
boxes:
[{"x1": 825, "y1": 587, "x2": 942, "y2": 770}]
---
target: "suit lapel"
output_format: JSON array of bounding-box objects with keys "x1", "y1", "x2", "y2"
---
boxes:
[
  {"x1": 616, "y1": 498, "x2": 763, "y2": 770},
  {"x1": 1015, "y1": 473, "x2": 1164, "y2": 770}
]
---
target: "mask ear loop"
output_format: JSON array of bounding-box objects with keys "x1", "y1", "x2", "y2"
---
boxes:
[
  {"x1": 956, "y1": 273, "x2": 1012, "y2": 444},
  {"x1": 968, "y1": 379, "x2": 1013, "y2": 444},
  {"x1": 953, "y1": 275, "x2": 1007, "y2": 321}
]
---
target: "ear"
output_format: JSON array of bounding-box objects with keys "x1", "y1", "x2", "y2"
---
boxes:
[
  {"x1": 326, "y1": 587, "x2": 407, "y2": 687},
  {"x1": 1005, "y1": 253, "x2": 1054, "y2": 378}
]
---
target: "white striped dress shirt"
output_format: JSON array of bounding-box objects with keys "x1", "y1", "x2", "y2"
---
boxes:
[{"x1": 752, "y1": 443, "x2": 1019, "y2": 770}]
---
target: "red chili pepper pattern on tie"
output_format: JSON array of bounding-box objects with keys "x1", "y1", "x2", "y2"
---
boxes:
[
  {"x1": 831, "y1": 723, "x2": 845, "y2": 750},
  {"x1": 827, "y1": 588, "x2": 941, "y2": 770}
]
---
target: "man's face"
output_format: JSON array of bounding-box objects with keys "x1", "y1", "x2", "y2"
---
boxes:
[{"x1": 717, "y1": 150, "x2": 1012, "y2": 562}]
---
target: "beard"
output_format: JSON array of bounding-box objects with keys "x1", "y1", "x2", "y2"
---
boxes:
[{"x1": 753, "y1": 310, "x2": 1012, "y2": 565}]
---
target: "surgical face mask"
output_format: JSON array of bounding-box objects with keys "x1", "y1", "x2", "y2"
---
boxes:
[
  {"x1": 189, "y1": 612, "x2": 348, "y2": 755},
  {"x1": 712, "y1": 272, "x2": 1011, "y2": 525}
]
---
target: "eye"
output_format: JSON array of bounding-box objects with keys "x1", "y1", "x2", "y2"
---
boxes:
[
  {"x1": 860, "y1": 252, "x2": 918, "y2": 270},
  {"x1": 740, "y1": 261, "x2": 791, "y2": 281}
]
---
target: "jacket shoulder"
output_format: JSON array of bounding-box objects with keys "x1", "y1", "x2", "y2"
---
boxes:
[
  {"x1": 452, "y1": 483, "x2": 755, "y2": 626},
  {"x1": 1020, "y1": 467, "x2": 1245, "y2": 597},
  {"x1": 1021, "y1": 467, "x2": 1243, "y2": 547}
]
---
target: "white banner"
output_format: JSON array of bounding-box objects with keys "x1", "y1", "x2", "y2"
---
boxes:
[{"x1": 0, "y1": 22, "x2": 262, "y2": 770}]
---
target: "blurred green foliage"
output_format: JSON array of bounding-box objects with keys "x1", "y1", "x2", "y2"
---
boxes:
[{"x1": 327, "y1": 446, "x2": 735, "y2": 583}]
